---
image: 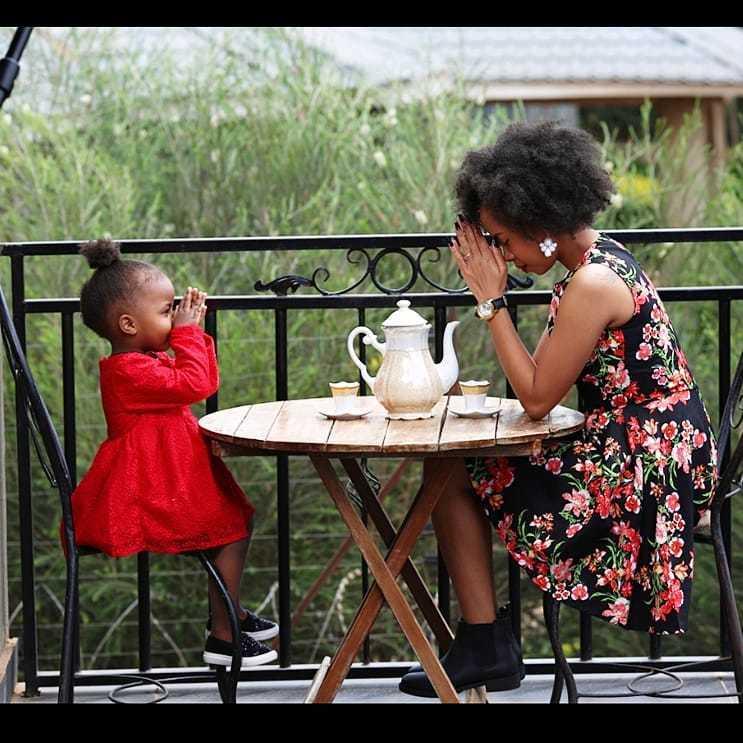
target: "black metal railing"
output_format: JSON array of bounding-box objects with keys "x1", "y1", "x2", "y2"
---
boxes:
[{"x1": 2, "y1": 227, "x2": 742, "y2": 695}]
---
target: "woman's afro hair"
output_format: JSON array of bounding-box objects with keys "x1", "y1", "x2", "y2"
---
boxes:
[{"x1": 455, "y1": 120, "x2": 615, "y2": 237}]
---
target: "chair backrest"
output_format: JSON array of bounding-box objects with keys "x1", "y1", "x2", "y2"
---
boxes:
[
  {"x1": 0, "y1": 283, "x2": 77, "y2": 555},
  {"x1": 716, "y1": 351, "x2": 743, "y2": 503}
]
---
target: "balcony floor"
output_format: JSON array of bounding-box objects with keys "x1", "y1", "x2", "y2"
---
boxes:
[{"x1": 12, "y1": 670, "x2": 739, "y2": 704}]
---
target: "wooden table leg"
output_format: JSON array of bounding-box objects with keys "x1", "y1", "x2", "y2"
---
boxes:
[
  {"x1": 310, "y1": 456, "x2": 459, "y2": 704},
  {"x1": 273, "y1": 459, "x2": 412, "y2": 650},
  {"x1": 341, "y1": 458, "x2": 454, "y2": 650}
]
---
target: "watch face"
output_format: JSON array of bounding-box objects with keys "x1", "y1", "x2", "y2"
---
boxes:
[{"x1": 477, "y1": 301, "x2": 494, "y2": 318}]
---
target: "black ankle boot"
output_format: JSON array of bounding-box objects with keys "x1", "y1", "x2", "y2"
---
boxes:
[{"x1": 398, "y1": 612, "x2": 523, "y2": 698}]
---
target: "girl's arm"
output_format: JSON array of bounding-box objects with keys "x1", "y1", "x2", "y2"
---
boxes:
[
  {"x1": 118, "y1": 325, "x2": 218, "y2": 409},
  {"x1": 203, "y1": 330, "x2": 220, "y2": 392}
]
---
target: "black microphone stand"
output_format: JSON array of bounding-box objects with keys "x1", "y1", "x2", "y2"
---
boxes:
[
  {"x1": 0, "y1": 26, "x2": 33, "y2": 109},
  {"x1": 0, "y1": 24, "x2": 35, "y2": 696}
]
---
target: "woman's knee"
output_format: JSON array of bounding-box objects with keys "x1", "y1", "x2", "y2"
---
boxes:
[{"x1": 425, "y1": 458, "x2": 474, "y2": 501}]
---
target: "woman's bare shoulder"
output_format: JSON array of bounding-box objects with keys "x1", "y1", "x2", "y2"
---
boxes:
[{"x1": 565, "y1": 262, "x2": 635, "y2": 326}]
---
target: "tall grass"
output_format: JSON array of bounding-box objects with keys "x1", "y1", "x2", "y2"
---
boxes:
[{"x1": 1, "y1": 27, "x2": 741, "y2": 671}]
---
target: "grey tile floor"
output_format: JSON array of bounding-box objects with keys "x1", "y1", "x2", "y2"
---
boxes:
[{"x1": 12, "y1": 671, "x2": 738, "y2": 704}]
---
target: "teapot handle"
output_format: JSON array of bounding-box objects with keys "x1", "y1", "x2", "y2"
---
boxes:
[{"x1": 347, "y1": 326, "x2": 384, "y2": 390}]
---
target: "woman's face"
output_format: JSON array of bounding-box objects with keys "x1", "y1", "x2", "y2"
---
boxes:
[{"x1": 477, "y1": 208, "x2": 555, "y2": 275}]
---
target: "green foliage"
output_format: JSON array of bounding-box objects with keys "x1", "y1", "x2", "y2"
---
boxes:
[{"x1": 1, "y1": 28, "x2": 741, "y2": 673}]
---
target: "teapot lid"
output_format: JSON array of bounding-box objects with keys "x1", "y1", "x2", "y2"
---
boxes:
[{"x1": 382, "y1": 299, "x2": 429, "y2": 328}]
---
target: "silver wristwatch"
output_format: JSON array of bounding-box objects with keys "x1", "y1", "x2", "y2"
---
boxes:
[{"x1": 474, "y1": 295, "x2": 508, "y2": 321}]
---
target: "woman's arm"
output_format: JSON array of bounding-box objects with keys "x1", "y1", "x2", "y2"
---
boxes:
[
  {"x1": 485, "y1": 266, "x2": 626, "y2": 419},
  {"x1": 451, "y1": 222, "x2": 632, "y2": 420}
]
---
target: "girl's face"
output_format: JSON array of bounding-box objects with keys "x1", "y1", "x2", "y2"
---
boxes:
[
  {"x1": 477, "y1": 208, "x2": 556, "y2": 275},
  {"x1": 122, "y1": 274, "x2": 175, "y2": 352}
]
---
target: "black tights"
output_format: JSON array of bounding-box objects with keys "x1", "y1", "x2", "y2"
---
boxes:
[{"x1": 206, "y1": 536, "x2": 251, "y2": 641}]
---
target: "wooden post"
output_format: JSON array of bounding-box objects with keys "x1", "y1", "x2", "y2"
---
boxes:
[
  {"x1": 652, "y1": 97, "x2": 716, "y2": 226},
  {"x1": 0, "y1": 350, "x2": 7, "y2": 646},
  {"x1": 0, "y1": 346, "x2": 18, "y2": 703}
]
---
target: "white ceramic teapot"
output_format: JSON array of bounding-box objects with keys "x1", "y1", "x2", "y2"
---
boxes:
[{"x1": 347, "y1": 300, "x2": 460, "y2": 419}]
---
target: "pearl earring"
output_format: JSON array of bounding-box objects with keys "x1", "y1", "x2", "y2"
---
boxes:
[{"x1": 539, "y1": 237, "x2": 558, "y2": 257}]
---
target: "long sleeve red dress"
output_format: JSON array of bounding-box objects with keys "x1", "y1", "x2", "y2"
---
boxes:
[{"x1": 65, "y1": 324, "x2": 254, "y2": 558}]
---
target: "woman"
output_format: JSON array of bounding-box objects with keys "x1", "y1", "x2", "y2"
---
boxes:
[{"x1": 399, "y1": 121, "x2": 718, "y2": 698}]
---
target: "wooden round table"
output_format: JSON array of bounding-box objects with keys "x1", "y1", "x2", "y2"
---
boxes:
[{"x1": 200, "y1": 395, "x2": 584, "y2": 703}]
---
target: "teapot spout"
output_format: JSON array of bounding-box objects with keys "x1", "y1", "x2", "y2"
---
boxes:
[{"x1": 435, "y1": 321, "x2": 460, "y2": 394}]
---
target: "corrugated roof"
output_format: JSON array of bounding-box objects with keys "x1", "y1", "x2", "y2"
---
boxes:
[
  {"x1": 296, "y1": 27, "x2": 743, "y2": 87},
  {"x1": 13, "y1": 27, "x2": 743, "y2": 99}
]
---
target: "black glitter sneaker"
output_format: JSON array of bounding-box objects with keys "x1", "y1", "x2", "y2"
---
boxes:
[
  {"x1": 205, "y1": 609, "x2": 279, "y2": 642},
  {"x1": 203, "y1": 632, "x2": 277, "y2": 668}
]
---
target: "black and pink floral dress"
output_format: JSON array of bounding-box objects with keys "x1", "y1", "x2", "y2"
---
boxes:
[{"x1": 466, "y1": 235, "x2": 718, "y2": 635}]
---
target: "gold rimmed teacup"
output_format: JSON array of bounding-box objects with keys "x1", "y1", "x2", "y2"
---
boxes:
[
  {"x1": 329, "y1": 381, "x2": 360, "y2": 414},
  {"x1": 459, "y1": 379, "x2": 490, "y2": 412}
]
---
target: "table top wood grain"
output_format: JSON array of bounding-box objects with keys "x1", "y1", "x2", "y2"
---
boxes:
[{"x1": 199, "y1": 396, "x2": 585, "y2": 459}]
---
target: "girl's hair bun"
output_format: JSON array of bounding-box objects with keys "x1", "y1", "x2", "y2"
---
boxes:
[{"x1": 79, "y1": 238, "x2": 121, "y2": 269}]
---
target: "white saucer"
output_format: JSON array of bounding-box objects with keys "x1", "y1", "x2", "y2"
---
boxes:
[
  {"x1": 448, "y1": 402, "x2": 500, "y2": 419},
  {"x1": 318, "y1": 406, "x2": 373, "y2": 421}
]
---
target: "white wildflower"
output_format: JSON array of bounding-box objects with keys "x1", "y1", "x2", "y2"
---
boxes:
[
  {"x1": 360, "y1": 123, "x2": 371, "y2": 137},
  {"x1": 0, "y1": 145, "x2": 9, "y2": 158},
  {"x1": 234, "y1": 104, "x2": 247, "y2": 119},
  {"x1": 138, "y1": 129, "x2": 148, "y2": 139},
  {"x1": 112, "y1": 123, "x2": 125, "y2": 137},
  {"x1": 373, "y1": 150, "x2": 387, "y2": 168},
  {"x1": 401, "y1": 92, "x2": 413, "y2": 105},
  {"x1": 2, "y1": 113, "x2": 11, "y2": 126},
  {"x1": 162, "y1": 223, "x2": 176, "y2": 235},
  {"x1": 170, "y1": 114, "x2": 181, "y2": 124},
  {"x1": 475, "y1": 93, "x2": 487, "y2": 106},
  {"x1": 210, "y1": 111, "x2": 221, "y2": 128},
  {"x1": 79, "y1": 94, "x2": 92, "y2": 105},
  {"x1": 610, "y1": 192, "x2": 624, "y2": 208},
  {"x1": 604, "y1": 160, "x2": 614, "y2": 173},
  {"x1": 357, "y1": 181, "x2": 367, "y2": 190},
  {"x1": 450, "y1": 158, "x2": 460, "y2": 170},
  {"x1": 383, "y1": 113, "x2": 398, "y2": 128},
  {"x1": 413, "y1": 210, "x2": 428, "y2": 226},
  {"x1": 383, "y1": 108, "x2": 398, "y2": 128},
  {"x1": 210, "y1": 149, "x2": 220, "y2": 164}
]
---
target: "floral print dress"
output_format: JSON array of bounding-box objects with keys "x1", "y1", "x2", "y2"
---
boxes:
[{"x1": 466, "y1": 235, "x2": 718, "y2": 634}]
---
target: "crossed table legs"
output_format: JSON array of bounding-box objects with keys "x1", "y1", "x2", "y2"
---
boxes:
[{"x1": 309, "y1": 455, "x2": 463, "y2": 704}]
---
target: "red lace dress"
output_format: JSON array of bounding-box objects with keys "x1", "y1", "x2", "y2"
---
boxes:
[{"x1": 65, "y1": 324, "x2": 254, "y2": 558}]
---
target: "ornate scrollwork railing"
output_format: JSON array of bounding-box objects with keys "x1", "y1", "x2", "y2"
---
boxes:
[{"x1": 254, "y1": 245, "x2": 534, "y2": 296}]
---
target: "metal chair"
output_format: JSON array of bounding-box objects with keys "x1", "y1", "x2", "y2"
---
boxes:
[
  {"x1": 0, "y1": 283, "x2": 243, "y2": 703},
  {"x1": 542, "y1": 351, "x2": 743, "y2": 703}
]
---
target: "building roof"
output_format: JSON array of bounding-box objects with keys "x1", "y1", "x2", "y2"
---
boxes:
[
  {"x1": 295, "y1": 27, "x2": 743, "y2": 96},
  {"x1": 12, "y1": 27, "x2": 743, "y2": 108}
]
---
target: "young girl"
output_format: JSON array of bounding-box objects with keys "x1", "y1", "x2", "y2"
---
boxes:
[{"x1": 66, "y1": 237, "x2": 278, "y2": 668}]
